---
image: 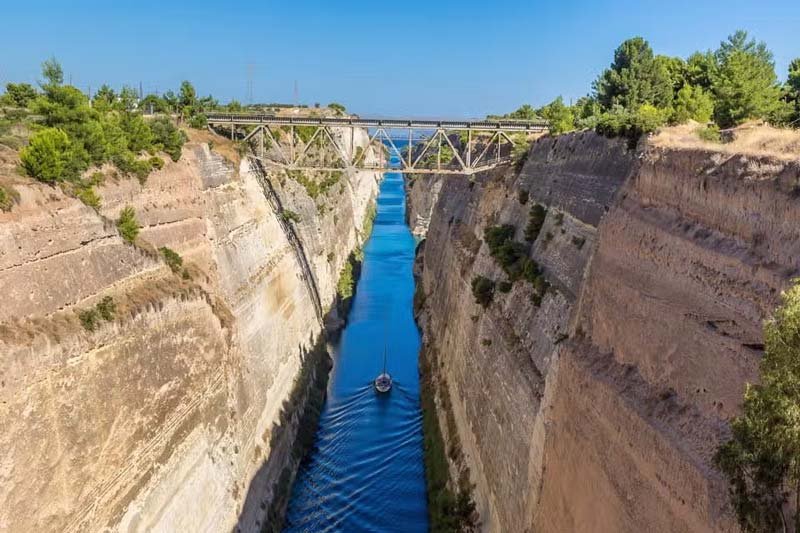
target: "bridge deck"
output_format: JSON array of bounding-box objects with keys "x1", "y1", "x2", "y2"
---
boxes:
[{"x1": 206, "y1": 113, "x2": 549, "y2": 132}]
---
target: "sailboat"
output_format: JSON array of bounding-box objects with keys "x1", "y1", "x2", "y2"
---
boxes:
[{"x1": 374, "y1": 342, "x2": 392, "y2": 393}]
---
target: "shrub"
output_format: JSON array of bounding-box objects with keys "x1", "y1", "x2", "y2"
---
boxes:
[
  {"x1": 524, "y1": 204, "x2": 547, "y2": 242},
  {"x1": 75, "y1": 184, "x2": 101, "y2": 210},
  {"x1": 20, "y1": 127, "x2": 85, "y2": 182},
  {"x1": 571, "y1": 235, "x2": 586, "y2": 249},
  {"x1": 329, "y1": 102, "x2": 346, "y2": 115},
  {"x1": 149, "y1": 117, "x2": 185, "y2": 162},
  {"x1": 148, "y1": 156, "x2": 164, "y2": 170},
  {"x1": 282, "y1": 209, "x2": 302, "y2": 223},
  {"x1": 517, "y1": 190, "x2": 529, "y2": 205},
  {"x1": 0, "y1": 185, "x2": 16, "y2": 211},
  {"x1": 715, "y1": 279, "x2": 800, "y2": 531},
  {"x1": 78, "y1": 296, "x2": 115, "y2": 330},
  {"x1": 672, "y1": 84, "x2": 714, "y2": 124},
  {"x1": 117, "y1": 206, "x2": 139, "y2": 243},
  {"x1": 159, "y1": 246, "x2": 183, "y2": 273},
  {"x1": 337, "y1": 260, "x2": 354, "y2": 300},
  {"x1": 96, "y1": 296, "x2": 116, "y2": 321},
  {"x1": 78, "y1": 309, "x2": 100, "y2": 331},
  {"x1": 697, "y1": 124, "x2": 722, "y2": 142},
  {"x1": 512, "y1": 138, "x2": 532, "y2": 171},
  {"x1": 471, "y1": 276, "x2": 495, "y2": 308},
  {"x1": 3, "y1": 83, "x2": 37, "y2": 108},
  {"x1": 188, "y1": 113, "x2": 208, "y2": 129},
  {"x1": 498, "y1": 281, "x2": 513, "y2": 293}
]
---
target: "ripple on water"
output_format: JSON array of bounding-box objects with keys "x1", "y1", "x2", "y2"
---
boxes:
[{"x1": 284, "y1": 169, "x2": 428, "y2": 532}]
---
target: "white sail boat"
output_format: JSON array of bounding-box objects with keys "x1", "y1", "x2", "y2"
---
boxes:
[{"x1": 374, "y1": 342, "x2": 392, "y2": 393}]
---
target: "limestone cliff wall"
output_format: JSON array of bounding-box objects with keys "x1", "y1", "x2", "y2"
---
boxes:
[
  {"x1": 411, "y1": 131, "x2": 800, "y2": 532},
  {"x1": 0, "y1": 131, "x2": 379, "y2": 532}
]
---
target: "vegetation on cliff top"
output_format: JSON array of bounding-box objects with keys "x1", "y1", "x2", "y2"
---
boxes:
[
  {"x1": 495, "y1": 30, "x2": 800, "y2": 141},
  {"x1": 715, "y1": 279, "x2": 800, "y2": 533}
]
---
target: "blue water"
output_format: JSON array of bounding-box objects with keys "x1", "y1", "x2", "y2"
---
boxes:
[{"x1": 283, "y1": 158, "x2": 429, "y2": 532}]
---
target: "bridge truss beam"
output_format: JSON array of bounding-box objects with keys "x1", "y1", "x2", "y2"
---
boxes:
[{"x1": 208, "y1": 114, "x2": 549, "y2": 176}]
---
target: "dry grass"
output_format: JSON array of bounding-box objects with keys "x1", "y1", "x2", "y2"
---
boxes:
[
  {"x1": 651, "y1": 121, "x2": 800, "y2": 161},
  {"x1": 184, "y1": 128, "x2": 242, "y2": 168}
]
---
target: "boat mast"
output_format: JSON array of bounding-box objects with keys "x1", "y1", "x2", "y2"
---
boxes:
[{"x1": 382, "y1": 342, "x2": 387, "y2": 375}]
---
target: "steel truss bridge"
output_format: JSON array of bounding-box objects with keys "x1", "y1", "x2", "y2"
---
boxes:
[{"x1": 206, "y1": 113, "x2": 549, "y2": 175}]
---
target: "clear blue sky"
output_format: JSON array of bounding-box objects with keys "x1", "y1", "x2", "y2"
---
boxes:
[{"x1": 1, "y1": 0, "x2": 798, "y2": 118}]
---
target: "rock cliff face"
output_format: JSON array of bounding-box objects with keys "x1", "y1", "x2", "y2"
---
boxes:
[
  {"x1": 410, "y1": 131, "x2": 800, "y2": 532},
  {"x1": 0, "y1": 132, "x2": 379, "y2": 532}
]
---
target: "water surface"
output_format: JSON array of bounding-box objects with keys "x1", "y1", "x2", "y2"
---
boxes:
[{"x1": 284, "y1": 160, "x2": 428, "y2": 532}]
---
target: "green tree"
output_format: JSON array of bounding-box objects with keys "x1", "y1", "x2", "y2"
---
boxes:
[
  {"x1": 3, "y1": 83, "x2": 37, "y2": 107},
  {"x1": 139, "y1": 94, "x2": 169, "y2": 114},
  {"x1": 672, "y1": 85, "x2": 714, "y2": 124},
  {"x1": 117, "y1": 86, "x2": 139, "y2": 111},
  {"x1": 655, "y1": 55, "x2": 688, "y2": 94},
  {"x1": 92, "y1": 84, "x2": 116, "y2": 112},
  {"x1": 500, "y1": 104, "x2": 539, "y2": 120},
  {"x1": 41, "y1": 57, "x2": 64, "y2": 86},
  {"x1": 179, "y1": 81, "x2": 197, "y2": 110},
  {"x1": 711, "y1": 31, "x2": 782, "y2": 127},
  {"x1": 788, "y1": 59, "x2": 800, "y2": 125},
  {"x1": 20, "y1": 127, "x2": 84, "y2": 182},
  {"x1": 686, "y1": 51, "x2": 718, "y2": 91},
  {"x1": 594, "y1": 37, "x2": 674, "y2": 111},
  {"x1": 537, "y1": 96, "x2": 575, "y2": 134},
  {"x1": 329, "y1": 102, "x2": 346, "y2": 114},
  {"x1": 715, "y1": 279, "x2": 800, "y2": 532}
]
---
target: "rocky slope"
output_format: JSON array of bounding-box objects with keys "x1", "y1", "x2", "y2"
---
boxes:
[
  {"x1": 0, "y1": 130, "x2": 379, "y2": 532},
  {"x1": 410, "y1": 130, "x2": 800, "y2": 532}
]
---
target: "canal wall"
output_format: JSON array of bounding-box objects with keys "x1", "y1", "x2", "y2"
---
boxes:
[
  {"x1": 0, "y1": 130, "x2": 379, "y2": 531},
  {"x1": 409, "y1": 129, "x2": 800, "y2": 532}
]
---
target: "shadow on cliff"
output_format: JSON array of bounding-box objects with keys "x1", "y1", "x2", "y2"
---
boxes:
[
  {"x1": 233, "y1": 273, "x2": 368, "y2": 533},
  {"x1": 231, "y1": 334, "x2": 331, "y2": 533}
]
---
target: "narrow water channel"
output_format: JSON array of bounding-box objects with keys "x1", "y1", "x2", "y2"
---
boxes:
[{"x1": 283, "y1": 156, "x2": 429, "y2": 532}]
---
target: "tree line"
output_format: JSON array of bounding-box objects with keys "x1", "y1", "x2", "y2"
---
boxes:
[{"x1": 498, "y1": 30, "x2": 800, "y2": 139}]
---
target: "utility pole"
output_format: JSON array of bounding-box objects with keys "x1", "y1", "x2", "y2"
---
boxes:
[{"x1": 293, "y1": 80, "x2": 299, "y2": 107}]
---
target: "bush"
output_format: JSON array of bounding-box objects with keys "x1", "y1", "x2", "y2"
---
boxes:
[
  {"x1": 75, "y1": 184, "x2": 101, "y2": 210},
  {"x1": 524, "y1": 204, "x2": 547, "y2": 242},
  {"x1": 149, "y1": 117, "x2": 185, "y2": 162},
  {"x1": 517, "y1": 190, "x2": 529, "y2": 205},
  {"x1": 471, "y1": 276, "x2": 495, "y2": 308},
  {"x1": 329, "y1": 102, "x2": 346, "y2": 115},
  {"x1": 117, "y1": 206, "x2": 139, "y2": 243},
  {"x1": 78, "y1": 296, "x2": 115, "y2": 330},
  {"x1": 148, "y1": 156, "x2": 164, "y2": 170},
  {"x1": 0, "y1": 185, "x2": 16, "y2": 211},
  {"x1": 696, "y1": 124, "x2": 722, "y2": 142},
  {"x1": 498, "y1": 280, "x2": 513, "y2": 293},
  {"x1": 159, "y1": 246, "x2": 183, "y2": 273},
  {"x1": 78, "y1": 308, "x2": 100, "y2": 331},
  {"x1": 20, "y1": 127, "x2": 85, "y2": 182},
  {"x1": 715, "y1": 279, "x2": 800, "y2": 531},
  {"x1": 672, "y1": 84, "x2": 714, "y2": 124},
  {"x1": 571, "y1": 235, "x2": 586, "y2": 249},
  {"x1": 282, "y1": 209, "x2": 302, "y2": 223},
  {"x1": 96, "y1": 296, "x2": 116, "y2": 321},
  {"x1": 188, "y1": 113, "x2": 208, "y2": 129},
  {"x1": 595, "y1": 104, "x2": 668, "y2": 144}
]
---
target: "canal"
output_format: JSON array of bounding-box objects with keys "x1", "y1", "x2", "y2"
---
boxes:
[{"x1": 283, "y1": 157, "x2": 429, "y2": 532}]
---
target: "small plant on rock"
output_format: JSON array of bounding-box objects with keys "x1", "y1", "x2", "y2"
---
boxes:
[
  {"x1": 117, "y1": 206, "x2": 140, "y2": 243},
  {"x1": 471, "y1": 276, "x2": 495, "y2": 308}
]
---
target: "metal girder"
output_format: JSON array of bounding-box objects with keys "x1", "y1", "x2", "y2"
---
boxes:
[{"x1": 231, "y1": 119, "x2": 533, "y2": 177}]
